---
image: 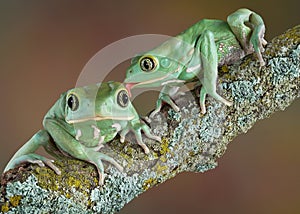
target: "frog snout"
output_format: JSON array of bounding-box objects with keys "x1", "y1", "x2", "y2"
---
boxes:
[{"x1": 125, "y1": 83, "x2": 136, "y2": 97}]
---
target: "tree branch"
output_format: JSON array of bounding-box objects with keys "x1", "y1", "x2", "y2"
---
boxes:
[{"x1": 1, "y1": 25, "x2": 299, "y2": 214}]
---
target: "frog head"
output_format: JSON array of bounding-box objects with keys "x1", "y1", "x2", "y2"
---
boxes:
[
  {"x1": 41, "y1": 82, "x2": 148, "y2": 184},
  {"x1": 65, "y1": 82, "x2": 136, "y2": 124},
  {"x1": 124, "y1": 37, "x2": 193, "y2": 93}
]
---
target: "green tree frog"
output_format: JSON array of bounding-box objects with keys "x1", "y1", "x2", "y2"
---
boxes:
[
  {"x1": 124, "y1": 8, "x2": 267, "y2": 115},
  {"x1": 4, "y1": 82, "x2": 160, "y2": 185}
]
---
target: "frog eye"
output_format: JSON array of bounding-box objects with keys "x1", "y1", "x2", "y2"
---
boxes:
[
  {"x1": 117, "y1": 90, "x2": 129, "y2": 107},
  {"x1": 67, "y1": 94, "x2": 79, "y2": 111},
  {"x1": 140, "y1": 56, "x2": 156, "y2": 72}
]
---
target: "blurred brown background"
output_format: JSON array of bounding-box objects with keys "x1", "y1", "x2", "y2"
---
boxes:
[{"x1": 0, "y1": 1, "x2": 299, "y2": 213}]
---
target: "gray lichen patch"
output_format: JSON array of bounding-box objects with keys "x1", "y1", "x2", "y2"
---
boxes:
[
  {"x1": 90, "y1": 168, "x2": 156, "y2": 213},
  {"x1": 269, "y1": 45, "x2": 300, "y2": 86},
  {"x1": 230, "y1": 80, "x2": 260, "y2": 106},
  {"x1": 3, "y1": 175, "x2": 90, "y2": 214},
  {"x1": 150, "y1": 113, "x2": 169, "y2": 137},
  {"x1": 199, "y1": 102, "x2": 227, "y2": 143},
  {"x1": 164, "y1": 98, "x2": 228, "y2": 174},
  {"x1": 263, "y1": 44, "x2": 300, "y2": 112},
  {"x1": 223, "y1": 33, "x2": 300, "y2": 138},
  {"x1": 168, "y1": 108, "x2": 182, "y2": 121}
]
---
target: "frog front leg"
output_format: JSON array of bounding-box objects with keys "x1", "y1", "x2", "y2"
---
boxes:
[
  {"x1": 227, "y1": 8, "x2": 267, "y2": 66},
  {"x1": 45, "y1": 119, "x2": 123, "y2": 185},
  {"x1": 187, "y1": 30, "x2": 233, "y2": 114},
  {"x1": 4, "y1": 130, "x2": 61, "y2": 174}
]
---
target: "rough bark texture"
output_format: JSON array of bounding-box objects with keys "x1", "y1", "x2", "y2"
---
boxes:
[{"x1": 1, "y1": 25, "x2": 299, "y2": 214}]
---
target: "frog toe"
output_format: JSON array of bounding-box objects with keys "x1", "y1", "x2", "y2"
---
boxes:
[
  {"x1": 5, "y1": 153, "x2": 61, "y2": 175},
  {"x1": 44, "y1": 159, "x2": 61, "y2": 175},
  {"x1": 149, "y1": 100, "x2": 162, "y2": 118},
  {"x1": 106, "y1": 158, "x2": 123, "y2": 172},
  {"x1": 160, "y1": 94, "x2": 180, "y2": 112},
  {"x1": 149, "y1": 108, "x2": 161, "y2": 118},
  {"x1": 262, "y1": 38, "x2": 268, "y2": 46},
  {"x1": 98, "y1": 173, "x2": 106, "y2": 186},
  {"x1": 26, "y1": 154, "x2": 61, "y2": 174},
  {"x1": 90, "y1": 154, "x2": 123, "y2": 185},
  {"x1": 150, "y1": 95, "x2": 180, "y2": 118},
  {"x1": 87, "y1": 157, "x2": 105, "y2": 185},
  {"x1": 120, "y1": 128, "x2": 130, "y2": 143},
  {"x1": 29, "y1": 158, "x2": 61, "y2": 175},
  {"x1": 95, "y1": 152, "x2": 123, "y2": 172},
  {"x1": 136, "y1": 143, "x2": 149, "y2": 154},
  {"x1": 141, "y1": 125, "x2": 161, "y2": 142},
  {"x1": 147, "y1": 134, "x2": 161, "y2": 143},
  {"x1": 28, "y1": 159, "x2": 45, "y2": 167},
  {"x1": 199, "y1": 86, "x2": 232, "y2": 114},
  {"x1": 132, "y1": 130, "x2": 150, "y2": 154}
]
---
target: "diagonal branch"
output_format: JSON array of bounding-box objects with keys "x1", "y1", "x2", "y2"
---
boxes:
[{"x1": 1, "y1": 25, "x2": 299, "y2": 214}]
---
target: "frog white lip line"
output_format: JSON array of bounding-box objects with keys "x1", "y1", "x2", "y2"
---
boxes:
[
  {"x1": 66, "y1": 115, "x2": 135, "y2": 124},
  {"x1": 125, "y1": 74, "x2": 171, "y2": 95},
  {"x1": 125, "y1": 64, "x2": 183, "y2": 94}
]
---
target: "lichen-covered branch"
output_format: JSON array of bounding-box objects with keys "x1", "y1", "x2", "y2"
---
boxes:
[{"x1": 1, "y1": 26, "x2": 299, "y2": 214}]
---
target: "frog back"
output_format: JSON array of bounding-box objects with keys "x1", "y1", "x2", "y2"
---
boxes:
[{"x1": 177, "y1": 19, "x2": 243, "y2": 65}]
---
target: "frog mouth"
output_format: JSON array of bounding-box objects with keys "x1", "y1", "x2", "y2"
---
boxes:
[
  {"x1": 125, "y1": 75, "x2": 170, "y2": 96},
  {"x1": 125, "y1": 83, "x2": 136, "y2": 97},
  {"x1": 66, "y1": 115, "x2": 135, "y2": 124}
]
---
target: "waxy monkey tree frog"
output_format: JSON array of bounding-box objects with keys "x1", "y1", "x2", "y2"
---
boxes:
[
  {"x1": 4, "y1": 82, "x2": 160, "y2": 185},
  {"x1": 124, "y1": 8, "x2": 267, "y2": 115}
]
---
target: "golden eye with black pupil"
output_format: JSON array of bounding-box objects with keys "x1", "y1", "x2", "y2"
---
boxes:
[
  {"x1": 67, "y1": 94, "x2": 79, "y2": 111},
  {"x1": 140, "y1": 56, "x2": 156, "y2": 72},
  {"x1": 117, "y1": 90, "x2": 129, "y2": 107}
]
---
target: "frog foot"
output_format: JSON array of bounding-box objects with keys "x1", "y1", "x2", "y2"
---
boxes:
[
  {"x1": 120, "y1": 122, "x2": 161, "y2": 154},
  {"x1": 138, "y1": 124, "x2": 161, "y2": 154},
  {"x1": 199, "y1": 86, "x2": 233, "y2": 114},
  {"x1": 149, "y1": 94, "x2": 180, "y2": 118},
  {"x1": 5, "y1": 153, "x2": 61, "y2": 175},
  {"x1": 250, "y1": 28, "x2": 267, "y2": 67},
  {"x1": 98, "y1": 158, "x2": 123, "y2": 186},
  {"x1": 86, "y1": 150, "x2": 124, "y2": 186}
]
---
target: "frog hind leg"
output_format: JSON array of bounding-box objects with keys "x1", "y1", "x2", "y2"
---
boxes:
[
  {"x1": 4, "y1": 130, "x2": 61, "y2": 174},
  {"x1": 194, "y1": 30, "x2": 233, "y2": 114},
  {"x1": 227, "y1": 8, "x2": 267, "y2": 66}
]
